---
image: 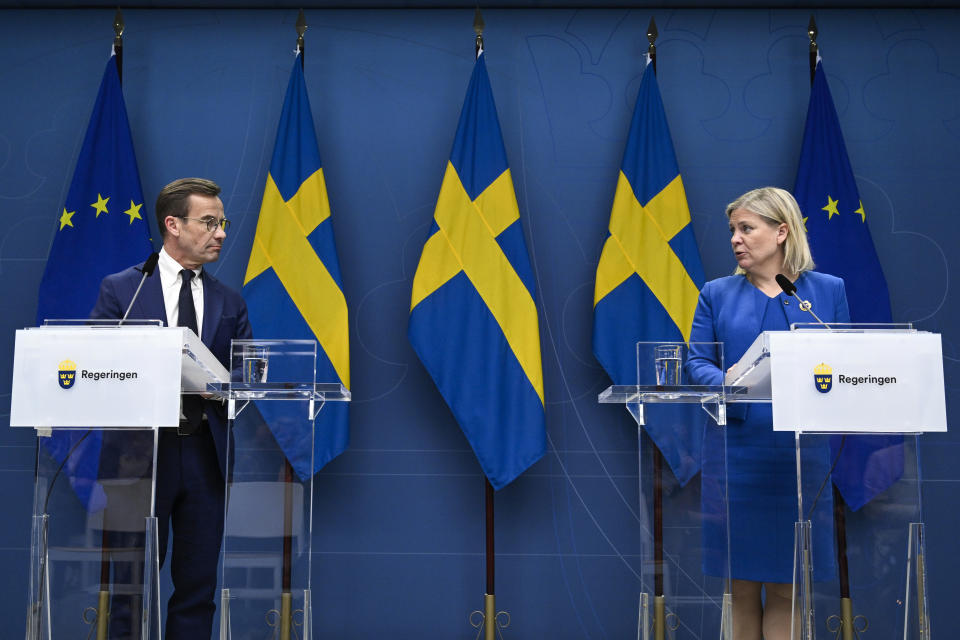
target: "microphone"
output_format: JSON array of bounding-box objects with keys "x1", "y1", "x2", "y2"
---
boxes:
[
  {"x1": 120, "y1": 252, "x2": 160, "y2": 325},
  {"x1": 774, "y1": 274, "x2": 796, "y2": 296},
  {"x1": 776, "y1": 273, "x2": 830, "y2": 328},
  {"x1": 139, "y1": 251, "x2": 160, "y2": 276}
]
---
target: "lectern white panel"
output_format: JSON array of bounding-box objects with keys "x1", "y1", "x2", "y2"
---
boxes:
[
  {"x1": 10, "y1": 326, "x2": 227, "y2": 428},
  {"x1": 764, "y1": 331, "x2": 946, "y2": 432}
]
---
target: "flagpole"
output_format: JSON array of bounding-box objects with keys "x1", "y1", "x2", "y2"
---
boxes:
[
  {"x1": 279, "y1": 458, "x2": 294, "y2": 640},
  {"x1": 484, "y1": 478, "x2": 496, "y2": 640},
  {"x1": 96, "y1": 528, "x2": 110, "y2": 640},
  {"x1": 807, "y1": 17, "x2": 855, "y2": 640},
  {"x1": 476, "y1": 17, "x2": 496, "y2": 640},
  {"x1": 90, "y1": 12, "x2": 128, "y2": 640},
  {"x1": 807, "y1": 15, "x2": 817, "y2": 87},
  {"x1": 643, "y1": 18, "x2": 670, "y2": 640},
  {"x1": 272, "y1": 14, "x2": 309, "y2": 640},
  {"x1": 113, "y1": 8, "x2": 123, "y2": 83},
  {"x1": 472, "y1": 12, "x2": 502, "y2": 640}
]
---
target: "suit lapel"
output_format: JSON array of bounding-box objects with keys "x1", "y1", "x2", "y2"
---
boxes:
[
  {"x1": 136, "y1": 268, "x2": 167, "y2": 325},
  {"x1": 783, "y1": 295, "x2": 809, "y2": 327},
  {"x1": 749, "y1": 280, "x2": 768, "y2": 338},
  {"x1": 735, "y1": 277, "x2": 765, "y2": 355},
  {"x1": 783, "y1": 273, "x2": 813, "y2": 328},
  {"x1": 724, "y1": 277, "x2": 767, "y2": 365},
  {"x1": 201, "y1": 272, "x2": 223, "y2": 347}
]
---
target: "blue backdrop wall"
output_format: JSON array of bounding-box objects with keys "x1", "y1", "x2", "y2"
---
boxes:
[{"x1": 1, "y1": 7, "x2": 959, "y2": 638}]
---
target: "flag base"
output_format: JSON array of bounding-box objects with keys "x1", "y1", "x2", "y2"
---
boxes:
[
  {"x1": 825, "y1": 596, "x2": 868, "y2": 640},
  {"x1": 92, "y1": 589, "x2": 110, "y2": 640},
  {"x1": 469, "y1": 593, "x2": 510, "y2": 640}
]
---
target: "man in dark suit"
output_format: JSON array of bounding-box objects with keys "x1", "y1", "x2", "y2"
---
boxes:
[{"x1": 91, "y1": 177, "x2": 251, "y2": 639}]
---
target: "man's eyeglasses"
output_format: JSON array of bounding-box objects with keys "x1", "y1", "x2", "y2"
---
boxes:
[{"x1": 180, "y1": 216, "x2": 231, "y2": 232}]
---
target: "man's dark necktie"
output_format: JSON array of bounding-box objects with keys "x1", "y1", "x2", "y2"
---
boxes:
[{"x1": 178, "y1": 269, "x2": 203, "y2": 432}]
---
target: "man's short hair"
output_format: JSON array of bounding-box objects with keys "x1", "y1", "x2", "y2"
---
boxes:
[{"x1": 155, "y1": 178, "x2": 222, "y2": 237}]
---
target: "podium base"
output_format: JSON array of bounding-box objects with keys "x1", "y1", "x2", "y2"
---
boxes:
[{"x1": 219, "y1": 587, "x2": 312, "y2": 640}]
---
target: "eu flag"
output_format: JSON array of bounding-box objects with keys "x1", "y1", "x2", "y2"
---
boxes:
[
  {"x1": 592, "y1": 60, "x2": 706, "y2": 486},
  {"x1": 408, "y1": 52, "x2": 546, "y2": 490},
  {"x1": 243, "y1": 54, "x2": 349, "y2": 480},
  {"x1": 794, "y1": 60, "x2": 902, "y2": 511},
  {"x1": 36, "y1": 55, "x2": 153, "y2": 510}
]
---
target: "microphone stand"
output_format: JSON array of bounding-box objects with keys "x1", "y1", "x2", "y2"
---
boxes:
[
  {"x1": 92, "y1": 250, "x2": 156, "y2": 638},
  {"x1": 795, "y1": 298, "x2": 830, "y2": 328},
  {"x1": 775, "y1": 274, "x2": 830, "y2": 328},
  {"x1": 119, "y1": 253, "x2": 159, "y2": 325}
]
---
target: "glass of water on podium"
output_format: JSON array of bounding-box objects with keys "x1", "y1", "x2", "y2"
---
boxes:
[
  {"x1": 654, "y1": 343, "x2": 682, "y2": 386},
  {"x1": 242, "y1": 345, "x2": 268, "y2": 384}
]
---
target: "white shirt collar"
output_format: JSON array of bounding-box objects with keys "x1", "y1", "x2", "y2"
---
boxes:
[{"x1": 158, "y1": 246, "x2": 202, "y2": 283}]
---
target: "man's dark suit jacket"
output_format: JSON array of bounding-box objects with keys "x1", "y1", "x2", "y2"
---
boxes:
[{"x1": 90, "y1": 260, "x2": 252, "y2": 476}]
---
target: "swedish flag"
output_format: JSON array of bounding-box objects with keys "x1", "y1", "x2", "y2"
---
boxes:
[
  {"x1": 408, "y1": 52, "x2": 545, "y2": 491},
  {"x1": 36, "y1": 54, "x2": 153, "y2": 510},
  {"x1": 593, "y1": 60, "x2": 705, "y2": 485},
  {"x1": 794, "y1": 59, "x2": 901, "y2": 510},
  {"x1": 243, "y1": 54, "x2": 349, "y2": 479}
]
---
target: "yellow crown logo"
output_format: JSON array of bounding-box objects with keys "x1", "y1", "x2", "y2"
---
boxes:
[
  {"x1": 814, "y1": 362, "x2": 832, "y2": 376},
  {"x1": 58, "y1": 358, "x2": 77, "y2": 389}
]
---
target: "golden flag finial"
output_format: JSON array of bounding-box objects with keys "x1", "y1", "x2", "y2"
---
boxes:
[
  {"x1": 113, "y1": 7, "x2": 124, "y2": 48},
  {"x1": 647, "y1": 17, "x2": 658, "y2": 72},
  {"x1": 474, "y1": 6, "x2": 485, "y2": 58},
  {"x1": 296, "y1": 9, "x2": 307, "y2": 55},
  {"x1": 808, "y1": 15, "x2": 819, "y2": 84}
]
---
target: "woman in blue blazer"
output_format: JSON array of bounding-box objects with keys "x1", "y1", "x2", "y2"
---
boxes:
[{"x1": 686, "y1": 187, "x2": 850, "y2": 640}]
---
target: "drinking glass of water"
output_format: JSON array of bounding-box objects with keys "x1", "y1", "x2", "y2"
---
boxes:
[
  {"x1": 654, "y1": 344, "x2": 681, "y2": 386},
  {"x1": 242, "y1": 345, "x2": 268, "y2": 384}
]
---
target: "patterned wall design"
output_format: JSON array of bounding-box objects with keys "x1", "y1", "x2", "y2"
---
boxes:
[{"x1": 1, "y1": 7, "x2": 958, "y2": 638}]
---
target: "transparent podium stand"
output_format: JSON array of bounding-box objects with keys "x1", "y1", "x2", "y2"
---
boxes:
[
  {"x1": 726, "y1": 324, "x2": 944, "y2": 640},
  {"x1": 11, "y1": 321, "x2": 229, "y2": 640},
  {"x1": 211, "y1": 340, "x2": 349, "y2": 640},
  {"x1": 26, "y1": 427, "x2": 161, "y2": 640},
  {"x1": 599, "y1": 342, "x2": 735, "y2": 640}
]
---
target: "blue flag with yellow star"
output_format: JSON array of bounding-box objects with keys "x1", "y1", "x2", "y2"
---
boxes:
[
  {"x1": 35, "y1": 55, "x2": 153, "y2": 510},
  {"x1": 794, "y1": 59, "x2": 902, "y2": 511},
  {"x1": 243, "y1": 54, "x2": 350, "y2": 480},
  {"x1": 37, "y1": 56, "x2": 152, "y2": 323},
  {"x1": 408, "y1": 52, "x2": 545, "y2": 490},
  {"x1": 593, "y1": 60, "x2": 706, "y2": 486}
]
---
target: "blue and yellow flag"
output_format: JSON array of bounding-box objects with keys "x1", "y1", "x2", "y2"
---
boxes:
[
  {"x1": 794, "y1": 60, "x2": 901, "y2": 511},
  {"x1": 593, "y1": 60, "x2": 705, "y2": 486},
  {"x1": 36, "y1": 54, "x2": 153, "y2": 510},
  {"x1": 243, "y1": 54, "x2": 349, "y2": 480},
  {"x1": 408, "y1": 52, "x2": 546, "y2": 491}
]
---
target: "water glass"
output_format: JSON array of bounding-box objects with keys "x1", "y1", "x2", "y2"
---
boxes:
[
  {"x1": 242, "y1": 346, "x2": 268, "y2": 384},
  {"x1": 654, "y1": 344, "x2": 682, "y2": 386}
]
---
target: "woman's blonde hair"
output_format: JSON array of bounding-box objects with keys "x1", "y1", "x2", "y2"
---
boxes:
[{"x1": 726, "y1": 186, "x2": 815, "y2": 275}]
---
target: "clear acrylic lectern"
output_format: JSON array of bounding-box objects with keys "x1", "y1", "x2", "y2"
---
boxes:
[
  {"x1": 212, "y1": 339, "x2": 349, "y2": 640},
  {"x1": 599, "y1": 341, "x2": 734, "y2": 640},
  {"x1": 726, "y1": 324, "x2": 945, "y2": 640}
]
